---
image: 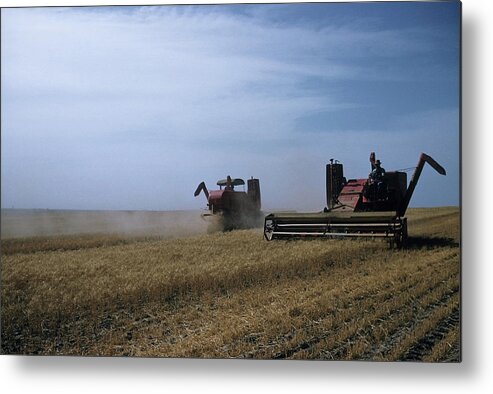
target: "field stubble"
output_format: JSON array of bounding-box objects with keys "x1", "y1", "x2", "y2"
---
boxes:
[{"x1": 1, "y1": 207, "x2": 460, "y2": 361}]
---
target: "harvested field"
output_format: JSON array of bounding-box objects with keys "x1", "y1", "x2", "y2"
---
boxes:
[{"x1": 0, "y1": 207, "x2": 460, "y2": 361}]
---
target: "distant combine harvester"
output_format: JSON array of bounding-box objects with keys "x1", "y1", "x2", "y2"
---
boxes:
[{"x1": 194, "y1": 175, "x2": 262, "y2": 231}]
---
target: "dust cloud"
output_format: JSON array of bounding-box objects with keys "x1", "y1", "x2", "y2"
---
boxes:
[{"x1": 1, "y1": 209, "x2": 210, "y2": 239}]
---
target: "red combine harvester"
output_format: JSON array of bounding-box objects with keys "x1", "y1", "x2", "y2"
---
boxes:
[
  {"x1": 194, "y1": 175, "x2": 262, "y2": 230},
  {"x1": 264, "y1": 152, "x2": 446, "y2": 247}
]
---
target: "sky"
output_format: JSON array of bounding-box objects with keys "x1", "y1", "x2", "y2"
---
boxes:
[{"x1": 1, "y1": 1, "x2": 460, "y2": 211}]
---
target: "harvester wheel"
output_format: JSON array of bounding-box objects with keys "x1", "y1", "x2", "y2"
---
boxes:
[
  {"x1": 401, "y1": 219, "x2": 408, "y2": 248},
  {"x1": 394, "y1": 219, "x2": 408, "y2": 249}
]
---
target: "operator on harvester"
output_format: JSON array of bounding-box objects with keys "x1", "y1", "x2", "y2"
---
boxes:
[{"x1": 368, "y1": 159, "x2": 387, "y2": 200}]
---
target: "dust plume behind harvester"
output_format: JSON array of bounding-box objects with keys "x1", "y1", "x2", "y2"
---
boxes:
[
  {"x1": 264, "y1": 152, "x2": 446, "y2": 247},
  {"x1": 194, "y1": 175, "x2": 262, "y2": 231}
]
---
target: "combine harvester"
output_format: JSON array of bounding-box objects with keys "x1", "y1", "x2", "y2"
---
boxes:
[
  {"x1": 264, "y1": 152, "x2": 446, "y2": 247},
  {"x1": 195, "y1": 175, "x2": 262, "y2": 231}
]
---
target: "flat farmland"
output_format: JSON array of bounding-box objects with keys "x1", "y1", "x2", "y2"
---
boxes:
[{"x1": 1, "y1": 207, "x2": 460, "y2": 361}]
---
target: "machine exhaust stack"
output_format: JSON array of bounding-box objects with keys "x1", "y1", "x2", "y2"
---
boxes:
[
  {"x1": 247, "y1": 177, "x2": 261, "y2": 211},
  {"x1": 326, "y1": 159, "x2": 345, "y2": 210}
]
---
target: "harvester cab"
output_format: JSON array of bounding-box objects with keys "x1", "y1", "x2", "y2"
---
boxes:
[
  {"x1": 264, "y1": 152, "x2": 446, "y2": 247},
  {"x1": 327, "y1": 153, "x2": 408, "y2": 213},
  {"x1": 194, "y1": 175, "x2": 262, "y2": 230}
]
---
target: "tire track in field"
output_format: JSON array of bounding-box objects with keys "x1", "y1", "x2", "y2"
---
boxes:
[
  {"x1": 273, "y1": 278, "x2": 448, "y2": 359},
  {"x1": 317, "y1": 281, "x2": 459, "y2": 361},
  {"x1": 360, "y1": 285, "x2": 459, "y2": 360},
  {"x1": 271, "y1": 259, "x2": 457, "y2": 360},
  {"x1": 401, "y1": 307, "x2": 460, "y2": 361},
  {"x1": 441, "y1": 337, "x2": 461, "y2": 362},
  {"x1": 270, "y1": 277, "x2": 425, "y2": 359}
]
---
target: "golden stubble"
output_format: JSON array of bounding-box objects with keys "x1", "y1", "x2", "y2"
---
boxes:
[{"x1": 1, "y1": 207, "x2": 460, "y2": 360}]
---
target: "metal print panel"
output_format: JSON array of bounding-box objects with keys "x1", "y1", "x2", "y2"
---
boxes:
[{"x1": 1, "y1": 1, "x2": 461, "y2": 361}]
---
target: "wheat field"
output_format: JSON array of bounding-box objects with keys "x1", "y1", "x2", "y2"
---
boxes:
[{"x1": 0, "y1": 207, "x2": 460, "y2": 361}]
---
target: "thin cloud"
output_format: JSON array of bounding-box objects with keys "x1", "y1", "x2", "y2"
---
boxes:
[{"x1": 1, "y1": 5, "x2": 459, "y2": 210}]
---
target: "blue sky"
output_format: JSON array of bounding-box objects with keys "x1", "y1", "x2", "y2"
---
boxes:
[{"x1": 1, "y1": 2, "x2": 460, "y2": 211}]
